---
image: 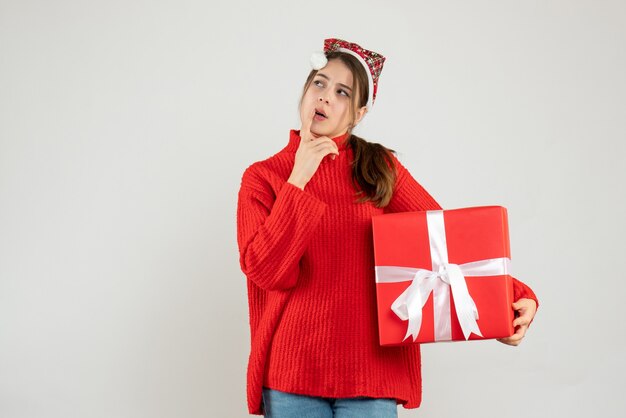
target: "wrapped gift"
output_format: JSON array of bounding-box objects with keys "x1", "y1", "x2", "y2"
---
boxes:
[{"x1": 371, "y1": 206, "x2": 515, "y2": 346}]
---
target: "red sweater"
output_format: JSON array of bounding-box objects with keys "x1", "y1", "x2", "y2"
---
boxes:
[{"x1": 236, "y1": 129, "x2": 539, "y2": 415}]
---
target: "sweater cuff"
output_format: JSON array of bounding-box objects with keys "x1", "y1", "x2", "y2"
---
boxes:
[{"x1": 277, "y1": 181, "x2": 327, "y2": 214}]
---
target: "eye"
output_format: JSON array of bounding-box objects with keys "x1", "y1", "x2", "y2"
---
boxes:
[
  {"x1": 314, "y1": 80, "x2": 324, "y2": 87},
  {"x1": 338, "y1": 89, "x2": 350, "y2": 97}
]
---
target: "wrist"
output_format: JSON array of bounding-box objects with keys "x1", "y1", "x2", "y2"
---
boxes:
[{"x1": 287, "y1": 177, "x2": 306, "y2": 190}]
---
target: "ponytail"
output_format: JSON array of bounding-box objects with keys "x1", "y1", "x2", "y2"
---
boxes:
[{"x1": 346, "y1": 134, "x2": 398, "y2": 208}]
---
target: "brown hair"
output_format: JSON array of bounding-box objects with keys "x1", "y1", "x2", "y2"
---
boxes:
[{"x1": 298, "y1": 51, "x2": 399, "y2": 208}]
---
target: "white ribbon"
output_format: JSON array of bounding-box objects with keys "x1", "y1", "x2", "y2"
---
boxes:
[{"x1": 375, "y1": 210, "x2": 511, "y2": 342}]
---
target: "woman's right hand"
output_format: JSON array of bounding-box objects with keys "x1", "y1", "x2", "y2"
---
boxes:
[{"x1": 287, "y1": 108, "x2": 340, "y2": 190}]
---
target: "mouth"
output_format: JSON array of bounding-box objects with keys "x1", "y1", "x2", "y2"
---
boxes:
[{"x1": 314, "y1": 108, "x2": 328, "y2": 119}]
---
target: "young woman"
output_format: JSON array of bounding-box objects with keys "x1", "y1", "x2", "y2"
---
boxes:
[{"x1": 236, "y1": 38, "x2": 538, "y2": 418}]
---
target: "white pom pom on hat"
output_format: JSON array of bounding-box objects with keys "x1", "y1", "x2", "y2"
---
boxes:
[{"x1": 309, "y1": 51, "x2": 328, "y2": 70}]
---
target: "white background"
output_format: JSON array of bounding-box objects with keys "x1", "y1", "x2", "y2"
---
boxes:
[{"x1": 1, "y1": 0, "x2": 624, "y2": 417}]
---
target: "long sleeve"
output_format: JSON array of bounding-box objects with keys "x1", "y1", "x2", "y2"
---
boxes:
[
  {"x1": 384, "y1": 152, "x2": 539, "y2": 312},
  {"x1": 237, "y1": 166, "x2": 328, "y2": 292}
]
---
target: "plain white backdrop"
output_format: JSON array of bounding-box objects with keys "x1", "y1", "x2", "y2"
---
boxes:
[{"x1": 1, "y1": 0, "x2": 624, "y2": 417}]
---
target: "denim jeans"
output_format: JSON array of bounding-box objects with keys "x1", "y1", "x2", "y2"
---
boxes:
[{"x1": 261, "y1": 387, "x2": 398, "y2": 418}]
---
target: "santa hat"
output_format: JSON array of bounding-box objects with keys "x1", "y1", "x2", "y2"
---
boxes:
[{"x1": 309, "y1": 38, "x2": 386, "y2": 111}]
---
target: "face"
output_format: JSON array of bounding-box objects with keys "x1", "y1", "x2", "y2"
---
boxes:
[{"x1": 301, "y1": 58, "x2": 367, "y2": 138}]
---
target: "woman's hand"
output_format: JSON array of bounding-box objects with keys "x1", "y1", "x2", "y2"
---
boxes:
[
  {"x1": 287, "y1": 107, "x2": 339, "y2": 190},
  {"x1": 496, "y1": 298, "x2": 537, "y2": 346}
]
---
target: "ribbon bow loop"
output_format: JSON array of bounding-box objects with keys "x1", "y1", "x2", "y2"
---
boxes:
[{"x1": 390, "y1": 261, "x2": 482, "y2": 342}]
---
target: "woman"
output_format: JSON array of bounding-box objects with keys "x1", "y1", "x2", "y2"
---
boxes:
[{"x1": 236, "y1": 38, "x2": 538, "y2": 418}]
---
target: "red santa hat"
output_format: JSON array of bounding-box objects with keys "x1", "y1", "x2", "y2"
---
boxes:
[{"x1": 310, "y1": 38, "x2": 386, "y2": 111}]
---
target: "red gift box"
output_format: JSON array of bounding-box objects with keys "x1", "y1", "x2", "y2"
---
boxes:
[{"x1": 371, "y1": 206, "x2": 515, "y2": 346}]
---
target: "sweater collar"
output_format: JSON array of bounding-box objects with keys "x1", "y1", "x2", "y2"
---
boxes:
[{"x1": 286, "y1": 129, "x2": 351, "y2": 152}]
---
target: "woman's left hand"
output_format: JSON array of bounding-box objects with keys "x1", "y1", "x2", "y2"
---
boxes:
[{"x1": 496, "y1": 298, "x2": 537, "y2": 346}]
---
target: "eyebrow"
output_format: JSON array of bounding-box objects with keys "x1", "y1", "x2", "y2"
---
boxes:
[{"x1": 315, "y1": 73, "x2": 353, "y2": 92}]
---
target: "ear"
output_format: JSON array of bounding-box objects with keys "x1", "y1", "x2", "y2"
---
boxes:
[{"x1": 355, "y1": 106, "x2": 368, "y2": 126}]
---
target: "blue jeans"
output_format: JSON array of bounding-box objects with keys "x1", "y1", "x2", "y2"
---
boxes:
[{"x1": 261, "y1": 387, "x2": 398, "y2": 418}]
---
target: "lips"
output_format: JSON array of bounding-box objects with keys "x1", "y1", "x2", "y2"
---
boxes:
[{"x1": 315, "y1": 108, "x2": 328, "y2": 118}]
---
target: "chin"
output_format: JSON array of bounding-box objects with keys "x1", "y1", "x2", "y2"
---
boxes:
[
  {"x1": 311, "y1": 126, "x2": 330, "y2": 136},
  {"x1": 313, "y1": 122, "x2": 335, "y2": 131}
]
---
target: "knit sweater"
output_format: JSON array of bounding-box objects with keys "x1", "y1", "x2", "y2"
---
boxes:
[{"x1": 236, "y1": 129, "x2": 539, "y2": 415}]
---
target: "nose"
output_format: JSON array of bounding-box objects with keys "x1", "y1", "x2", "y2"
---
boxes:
[{"x1": 318, "y1": 95, "x2": 329, "y2": 104}]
